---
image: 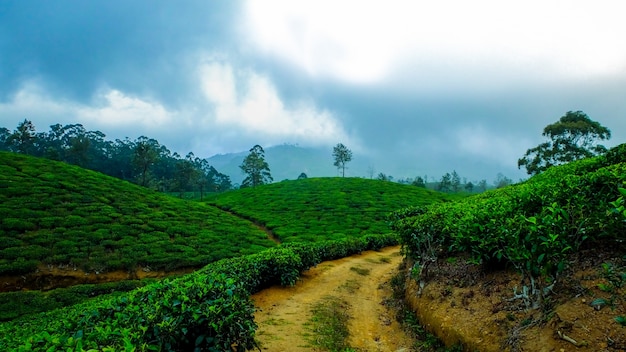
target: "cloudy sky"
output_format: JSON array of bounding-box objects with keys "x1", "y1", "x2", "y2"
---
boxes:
[{"x1": 1, "y1": 1, "x2": 625, "y2": 181}]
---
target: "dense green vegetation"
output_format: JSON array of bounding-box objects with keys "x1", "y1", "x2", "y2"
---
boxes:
[
  {"x1": 0, "y1": 280, "x2": 155, "y2": 321},
  {"x1": 392, "y1": 143, "x2": 626, "y2": 308},
  {"x1": 0, "y1": 120, "x2": 233, "y2": 194},
  {"x1": 0, "y1": 235, "x2": 398, "y2": 351},
  {"x1": 0, "y1": 151, "x2": 276, "y2": 276},
  {"x1": 207, "y1": 177, "x2": 459, "y2": 242}
]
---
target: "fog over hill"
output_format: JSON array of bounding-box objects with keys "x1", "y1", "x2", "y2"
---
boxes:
[{"x1": 207, "y1": 144, "x2": 509, "y2": 186}]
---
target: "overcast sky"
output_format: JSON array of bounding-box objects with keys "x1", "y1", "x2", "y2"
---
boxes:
[{"x1": 1, "y1": 1, "x2": 625, "y2": 181}]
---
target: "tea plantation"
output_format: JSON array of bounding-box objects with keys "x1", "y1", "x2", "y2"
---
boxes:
[
  {"x1": 206, "y1": 177, "x2": 458, "y2": 243},
  {"x1": 0, "y1": 151, "x2": 458, "y2": 350},
  {"x1": 392, "y1": 143, "x2": 626, "y2": 309},
  {"x1": 0, "y1": 151, "x2": 277, "y2": 276}
]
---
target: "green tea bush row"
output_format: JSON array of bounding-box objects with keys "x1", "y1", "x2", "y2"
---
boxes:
[
  {"x1": 393, "y1": 144, "x2": 626, "y2": 308},
  {"x1": 0, "y1": 280, "x2": 152, "y2": 321},
  {"x1": 0, "y1": 152, "x2": 277, "y2": 275},
  {"x1": 0, "y1": 235, "x2": 398, "y2": 351},
  {"x1": 207, "y1": 177, "x2": 454, "y2": 243}
]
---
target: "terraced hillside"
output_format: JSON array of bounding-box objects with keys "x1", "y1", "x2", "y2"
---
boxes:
[
  {"x1": 0, "y1": 151, "x2": 276, "y2": 280},
  {"x1": 206, "y1": 177, "x2": 458, "y2": 243}
]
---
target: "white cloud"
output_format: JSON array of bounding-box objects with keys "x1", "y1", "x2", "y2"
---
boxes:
[
  {"x1": 0, "y1": 82, "x2": 182, "y2": 147},
  {"x1": 454, "y1": 125, "x2": 531, "y2": 168},
  {"x1": 199, "y1": 60, "x2": 353, "y2": 147},
  {"x1": 0, "y1": 81, "x2": 73, "y2": 120},
  {"x1": 79, "y1": 89, "x2": 173, "y2": 127},
  {"x1": 243, "y1": 0, "x2": 626, "y2": 85}
]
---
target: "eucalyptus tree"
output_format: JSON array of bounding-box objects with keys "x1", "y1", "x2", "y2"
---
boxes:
[
  {"x1": 518, "y1": 111, "x2": 611, "y2": 175},
  {"x1": 7, "y1": 119, "x2": 37, "y2": 154},
  {"x1": 332, "y1": 143, "x2": 352, "y2": 177},
  {"x1": 240, "y1": 145, "x2": 273, "y2": 188},
  {"x1": 133, "y1": 136, "x2": 160, "y2": 187}
]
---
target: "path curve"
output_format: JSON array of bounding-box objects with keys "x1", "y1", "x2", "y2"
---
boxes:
[{"x1": 252, "y1": 246, "x2": 415, "y2": 351}]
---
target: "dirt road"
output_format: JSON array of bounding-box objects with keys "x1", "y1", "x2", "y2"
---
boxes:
[{"x1": 252, "y1": 246, "x2": 415, "y2": 351}]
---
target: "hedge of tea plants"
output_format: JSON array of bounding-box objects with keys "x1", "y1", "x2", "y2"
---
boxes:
[
  {"x1": 0, "y1": 234, "x2": 398, "y2": 351},
  {"x1": 392, "y1": 143, "x2": 626, "y2": 307},
  {"x1": 206, "y1": 177, "x2": 457, "y2": 243},
  {"x1": 0, "y1": 152, "x2": 276, "y2": 276}
]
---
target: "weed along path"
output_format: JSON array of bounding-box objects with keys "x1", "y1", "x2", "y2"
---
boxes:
[{"x1": 252, "y1": 246, "x2": 415, "y2": 351}]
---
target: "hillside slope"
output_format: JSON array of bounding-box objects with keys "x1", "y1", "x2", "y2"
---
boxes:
[
  {"x1": 392, "y1": 144, "x2": 626, "y2": 350},
  {"x1": 0, "y1": 151, "x2": 276, "y2": 279},
  {"x1": 207, "y1": 177, "x2": 458, "y2": 243}
]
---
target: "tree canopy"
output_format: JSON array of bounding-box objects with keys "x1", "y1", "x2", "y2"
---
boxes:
[
  {"x1": 0, "y1": 120, "x2": 232, "y2": 195},
  {"x1": 240, "y1": 145, "x2": 273, "y2": 188},
  {"x1": 518, "y1": 111, "x2": 611, "y2": 175},
  {"x1": 332, "y1": 143, "x2": 352, "y2": 177}
]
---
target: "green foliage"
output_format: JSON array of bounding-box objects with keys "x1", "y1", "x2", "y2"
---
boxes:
[
  {"x1": 333, "y1": 143, "x2": 353, "y2": 177},
  {"x1": 0, "y1": 235, "x2": 398, "y2": 350},
  {"x1": 0, "y1": 120, "x2": 233, "y2": 193},
  {"x1": 240, "y1": 144, "x2": 273, "y2": 188},
  {"x1": 208, "y1": 177, "x2": 454, "y2": 243},
  {"x1": 518, "y1": 111, "x2": 611, "y2": 175},
  {"x1": 394, "y1": 144, "x2": 626, "y2": 308},
  {"x1": 0, "y1": 280, "x2": 152, "y2": 321},
  {"x1": 0, "y1": 152, "x2": 276, "y2": 276}
]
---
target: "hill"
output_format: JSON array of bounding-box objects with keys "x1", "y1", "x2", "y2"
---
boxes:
[
  {"x1": 392, "y1": 143, "x2": 626, "y2": 350},
  {"x1": 0, "y1": 151, "x2": 276, "y2": 281},
  {"x1": 206, "y1": 177, "x2": 459, "y2": 243}
]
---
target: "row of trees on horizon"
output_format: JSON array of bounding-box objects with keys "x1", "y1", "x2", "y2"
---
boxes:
[
  {"x1": 1, "y1": 110, "x2": 611, "y2": 195},
  {"x1": 0, "y1": 120, "x2": 232, "y2": 198}
]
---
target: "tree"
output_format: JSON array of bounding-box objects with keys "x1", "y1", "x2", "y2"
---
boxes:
[
  {"x1": 133, "y1": 136, "x2": 160, "y2": 187},
  {"x1": 332, "y1": 143, "x2": 352, "y2": 177},
  {"x1": 494, "y1": 173, "x2": 513, "y2": 189},
  {"x1": 297, "y1": 172, "x2": 308, "y2": 180},
  {"x1": 240, "y1": 145, "x2": 273, "y2": 188},
  {"x1": 464, "y1": 181, "x2": 474, "y2": 192},
  {"x1": 477, "y1": 179, "x2": 488, "y2": 192},
  {"x1": 518, "y1": 111, "x2": 611, "y2": 175},
  {"x1": 0, "y1": 127, "x2": 10, "y2": 151},
  {"x1": 412, "y1": 176, "x2": 426, "y2": 188},
  {"x1": 7, "y1": 119, "x2": 37, "y2": 154},
  {"x1": 376, "y1": 172, "x2": 389, "y2": 181},
  {"x1": 437, "y1": 173, "x2": 452, "y2": 193},
  {"x1": 451, "y1": 170, "x2": 461, "y2": 192}
]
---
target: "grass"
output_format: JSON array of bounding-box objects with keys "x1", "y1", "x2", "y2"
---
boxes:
[
  {"x1": 349, "y1": 266, "x2": 371, "y2": 276},
  {"x1": 307, "y1": 296, "x2": 352, "y2": 351}
]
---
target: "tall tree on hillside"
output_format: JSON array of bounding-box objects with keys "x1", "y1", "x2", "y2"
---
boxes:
[
  {"x1": 7, "y1": 119, "x2": 37, "y2": 154},
  {"x1": 332, "y1": 143, "x2": 352, "y2": 177},
  {"x1": 494, "y1": 173, "x2": 513, "y2": 189},
  {"x1": 0, "y1": 127, "x2": 10, "y2": 151},
  {"x1": 412, "y1": 176, "x2": 426, "y2": 188},
  {"x1": 240, "y1": 145, "x2": 273, "y2": 188},
  {"x1": 133, "y1": 136, "x2": 160, "y2": 187},
  {"x1": 437, "y1": 173, "x2": 452, "y2": 193},
  {"x1": 518, "y1": 111, "x2": 611, "y2": 175},
  {"x1": 451, "y1": 170, "x2": 461, "y2": 192}
]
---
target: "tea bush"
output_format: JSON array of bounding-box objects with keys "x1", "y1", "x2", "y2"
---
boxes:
[
  {"x1": 0, "y1": 152, "x2": 277, "y2": 275},
  {"x1": 393, "y1": 144, "x2": 626, "y2": 308},
  {"x1": 0, "y1": 235, "x2": 398, "y2": 350}
]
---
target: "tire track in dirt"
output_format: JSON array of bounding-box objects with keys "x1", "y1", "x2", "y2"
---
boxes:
[{"x1": 252, "y1": 246, "x2": 415, "y2": 351}]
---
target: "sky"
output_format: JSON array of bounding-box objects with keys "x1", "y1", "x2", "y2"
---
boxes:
[{"x1": 1, "y1": 0, "x2": 625, "y2": 182}]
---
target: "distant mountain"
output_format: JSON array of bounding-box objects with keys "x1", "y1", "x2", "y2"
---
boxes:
[
  {"x1": 205, "y1": 143, "x2": 525, "y2": 187},
  {"x1": 206, "y1": 144, "x2": 375, "y2": 185}
]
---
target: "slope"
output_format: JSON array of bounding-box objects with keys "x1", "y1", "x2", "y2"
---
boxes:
[
  {"x1": 0, "y1": 151, "x2": 276, "y2": 283},
  {"x1": 207, "y1": 177, "x2": 459, "y2": 243},
  {"x1": 392, "y1": 143, "x2": 626, "y2": 350}
]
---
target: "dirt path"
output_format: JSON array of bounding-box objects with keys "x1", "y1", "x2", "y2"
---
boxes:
[{"x1": 252, "y1": 246, "x2": 415, "y2": 351}]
